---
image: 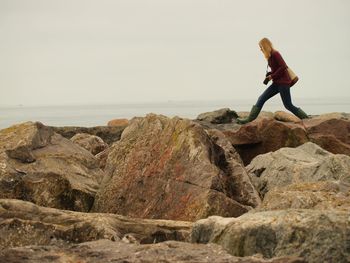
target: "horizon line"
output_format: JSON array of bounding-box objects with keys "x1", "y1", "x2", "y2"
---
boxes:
[{"x1": 1, "y1": 96, "x2": 350, "y2": 108}]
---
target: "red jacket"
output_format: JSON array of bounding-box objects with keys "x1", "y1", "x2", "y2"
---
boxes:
[{"x1": 268, "y1": 50, "x2": 292, "y2": 86}]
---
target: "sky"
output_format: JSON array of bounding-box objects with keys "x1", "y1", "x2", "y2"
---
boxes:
[{"x1": 0, "y1": 0, "x2": 349, "y2": 106}]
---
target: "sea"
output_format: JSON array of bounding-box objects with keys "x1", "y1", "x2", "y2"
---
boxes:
[{"x1": 1, "y1": 97, "x2": 350, "y2": 129}]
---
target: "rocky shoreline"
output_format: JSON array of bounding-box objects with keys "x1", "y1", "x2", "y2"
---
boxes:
[{"x1": 0, "y1": 108, "x2": 349, "y2": 262}]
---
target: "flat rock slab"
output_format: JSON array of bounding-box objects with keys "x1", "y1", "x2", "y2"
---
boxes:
[
  {"x1": 0, "y1": 239, "x2": 305, "y2": 263},
  {"x1": 273, "y1": 111, "x2": 301, "y2": 123},
  {"x1": 92, "y1": 113, "x2": 261, "y2": 221},
  {"x1": 107, "y1": 118, "x2": 129, "y2": 127},
  {"x1": 0, "y1": 122, "x2": 104, "y2": 212},
  {"x1": 258, "y1": 181, "x2": 350, "y2": 211},
  {"x1": 191, "y1": 209, "x2": 350, "y2": 263},
  {"x1": 0, "y1": 199, "x2": 192, "y2": 249}
]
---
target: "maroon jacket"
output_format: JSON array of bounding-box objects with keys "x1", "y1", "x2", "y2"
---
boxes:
[{"x1": 268, "y1": 50, "x2": 292, "y2": 86}]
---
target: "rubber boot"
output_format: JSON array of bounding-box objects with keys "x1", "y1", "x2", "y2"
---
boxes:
[
  {"x1": 236, "y1": 105, "x2": 261, "y2": 124},
  {"x1": 294, "y1": 107, "x2": 309, "y2": 119}
]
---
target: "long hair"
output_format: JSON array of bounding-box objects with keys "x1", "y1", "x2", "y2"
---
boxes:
[{"x1": 259, "y1": 38, "x2": 275, "y2": 60}]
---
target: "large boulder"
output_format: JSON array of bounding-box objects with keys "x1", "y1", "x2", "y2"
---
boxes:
[
  {"x1": 303, "y1": 114, "x2": 350, "y2": 155},
  {"x1": 223, "y1": 118, "x2": 308, "y2": 165},
  {"x1": 70, "y1": 133, "x2": 108, "y2": 155},
  {"x1": 246, "y1": 142, "x2": 350, "y2": 198},
  {"x1": 0, "y1": 122, "x2": 104, "y2": 211},
  {"x1": 0, "y1": 199, "x2": 192, "y2": 249},
  {"x1": 193, "y1": 111, "x2": 272, "y2": 132},
  {"x1": 196, "y1": 108, "x2": 238, "y2": 124},
  {"x1": 92, "y1": 113, "x2": 261, "y2": 221},
  {"x1": 0, "y1": 239, "x2": 305, "y2": 263},
  {"x1": 191, "y1": 210, "x2": 350, "y2": 263}
]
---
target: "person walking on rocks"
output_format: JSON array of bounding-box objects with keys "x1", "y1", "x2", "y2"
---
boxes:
[{"x1": 236, "y1": 37, "x2": 309, "y2": 124}]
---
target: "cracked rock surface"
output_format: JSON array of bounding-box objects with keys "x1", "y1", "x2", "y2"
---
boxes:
[
  {"x1": 246, "y1": 142, "x2": 350, "y2": 198},
  {"x1": 0, "y1": 199, "x2": 192, "y2": 249},
  {"x1": 92, "y1": 114, "x2": 261, "y2": 221},
  {"x1": 191, "y1": 209, "x2": 349, "y2": 263}
]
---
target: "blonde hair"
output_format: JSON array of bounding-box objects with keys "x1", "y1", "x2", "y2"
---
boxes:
[{"x1": 259, "y1": 37, "x2": 275, "y2": 59}]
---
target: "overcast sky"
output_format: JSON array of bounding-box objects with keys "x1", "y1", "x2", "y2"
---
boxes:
[{"x1": 0, "y1": 0, "x2": 349, "y2": 106}]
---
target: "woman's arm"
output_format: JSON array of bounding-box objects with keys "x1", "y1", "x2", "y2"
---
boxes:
[{"x1": 270, "y1": 51, "x2": 288, "y2": 80}]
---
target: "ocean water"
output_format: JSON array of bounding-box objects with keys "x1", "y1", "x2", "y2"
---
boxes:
[{"x1": 1, "y1": 97, "x2": 350, "y2": 129}]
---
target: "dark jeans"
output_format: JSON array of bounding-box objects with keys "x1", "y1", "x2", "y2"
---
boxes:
[{"x1": 256, "y1": 82, "x2": 300, "y2": 115}]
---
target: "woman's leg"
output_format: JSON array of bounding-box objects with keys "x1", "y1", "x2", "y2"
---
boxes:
[
  {"x1": 256, "y1": 82, "x2": 280, "y2": 108},
  {"x1": 237, "y1": 83, "x2": 279, "y2": 124},
  {"x1": 279, "y1": 85, "x2": 309, "y2": 119}
]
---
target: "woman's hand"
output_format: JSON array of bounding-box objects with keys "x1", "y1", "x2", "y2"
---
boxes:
[{"x1": 267, "y1": 75, "x2": 272, "y2": 80}]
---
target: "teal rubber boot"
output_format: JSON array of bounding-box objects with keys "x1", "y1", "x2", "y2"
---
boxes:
[
  {"x1": 236, "y1": 105, "x2": 261, "y2": 124},
  {"x1": 295, "y1": 107, "x2": 309, "y2": 119}
]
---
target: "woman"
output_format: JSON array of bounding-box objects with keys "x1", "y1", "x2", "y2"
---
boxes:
[{"x1": 236, "y1": 38, "x2": 309, "y2": 124}]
